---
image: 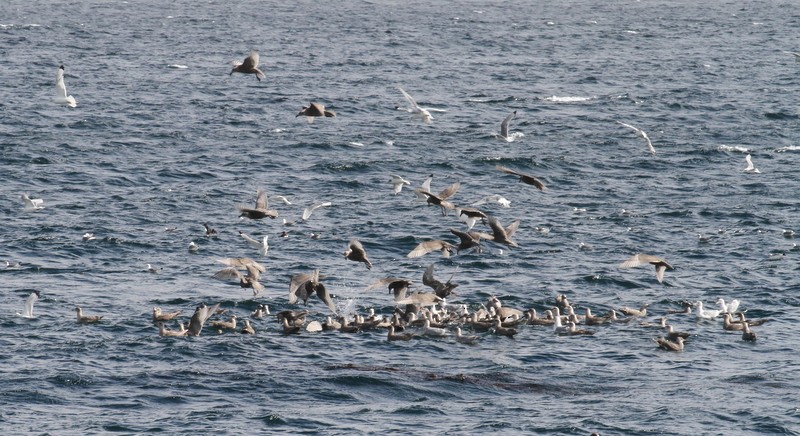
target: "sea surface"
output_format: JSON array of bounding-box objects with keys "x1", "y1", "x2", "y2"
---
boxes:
[{"x1": 1, "y1": 0, "x2": 800, "y2": 434}]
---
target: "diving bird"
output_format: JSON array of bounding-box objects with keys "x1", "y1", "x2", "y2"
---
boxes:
[
  {"x1": 238, "y1": 189, "x2": 278, "y2": 219},
  {"x1": 296, "y1": 102, "x2": 336, "y2": 123},
  {"x1": 616, "y1": 121, "x2": 656, "y2": 155},
  {"x1": 389, "y1": 174, "x2": 411, "y2": 195},
  {"x1": 744, "y1": 154, "x2": 760, "y2": 173},
  {"x1": 498, "y1": 110, "x2": 517, "y2": 142},
  {"x1": 187, "y1": 302, "x2": 221, "y2": 336},
  {"x1": 496, "y1": 165, "x2": 546, "y2": 191},
  {"x1": 229, "y1": 51, "x2": 265, "y2": 81},
  {"x1": 619, "y1": 253, "x2": 673, "y2": 283},
  {"x1": 288, "y1": 269, "x2": 338, "y2": 314},
  {"x1": 344, "y1": 239, "x2": 373, "y2": 270},
  {"x1": 213, "y1": 263, "x2": 265, "y2": 296},
  {"x1": 21, "y1": 193, "x2": 45, "y2": 211},
  {"x1": 54, "y1": 65, "x2": 77, "y2": 107},
  {"x1": 239, "y1": 231, "x2": 268, "y2": 256},
  {"x1": 397, "y1": 87, "x2": 446, "y2": 124},
  {"x1": 422, "y1": 264, "x2": 458, "y2": 298}
]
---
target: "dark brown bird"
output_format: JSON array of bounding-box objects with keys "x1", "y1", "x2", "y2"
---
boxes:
[
  {"x1": 344, "y1": 239, "x2": 372, "y2": 270},
  {"x1": 229, "y1": 51, "x2": 265, "y2": 81},
  {"x1": 487, "y1": 216, "x2": 521, "y2": 248},
  {"x1": 450, "y1": 228, "x2": 491, "y2": 254},
  {"x1": 296, "y1": 102, "x2": 336, "y2": 122},
  {"x1": 496, "y1": 165, "x2": 546, "y2": 191},
  {"x1": 422, "y1": 264, "x2": 458, "y2": 298},
  {"x1": 203, "y1": 223, "x2": 218, "y2": 237},
  {"x1": 238, "y1": 189, "x2": 278, "y2": 220},
  {"x1": 288, "y1": 269, "x2": 338, "y2": 314},
  {"x1": 212, "y1": 263, "x2": 265, "y2": 296},
  {"x1": 654, "y1": 336, "x2": 685, "y2": 351},
  {"x1": 415, "y1": 181, "x2": 460, "y2": 216}
]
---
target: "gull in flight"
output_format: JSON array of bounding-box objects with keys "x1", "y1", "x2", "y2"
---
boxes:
[
  {"x1": 238, "y1": 189, "x2": 278, "y2": 219},
  {"x1": 54, "y1": 65, "x2": 77, "y2": 107},
  {"x1": 296, "y1": 102, "x2": 336, "y2": 123},
  {"x1": 344, "y1": 239, "x2": 373, "y2": 270},
  {"x1": 21, "y1": 193, "x2": 45, "y2": 211},
  {"x1": 496, "y1": 165, "x2": 546, "y2": 191},
  {"x1": 472, "y1": 194, "x2": 511, "y2": 208},
  {"x1": 414, "y1": 174, "x2": 433, "y2": 203},
  {"x1": 619, "y1": 253, "x2": 673, "y2": 283},
  {"x1": 187, "y1": 302, "x2": 221, "y2": 336},
  {"x1": 744, "y1": 154, "x2": 760, "y2": 173},
  {"x1": 239, "y1": 231, "x2": 268, "y2": 256},
  {"x1": 783, "y1": 51, "x2": 800, "y2": 62},
  {"x1": 389, "y1": 174, "x2": 411, "y2": 195},
  {"x1": 616, "y1": 121, "x2": 655, "y2": 155},
  {"x1": 229, "y1": 51, "x2": 265, "y2": 81},
  {"x1": 17, "y1": 291, "x2": 40, "y2": 318},
  {"x1": 302, "y1": 202, "x2": 332, "y2": 220},
  {"x1": 397, "y1": 87, "x2": 446, "y2": 124},
  {"x1": 498, "y1": 110, "x2": 517, "y2": 142}
]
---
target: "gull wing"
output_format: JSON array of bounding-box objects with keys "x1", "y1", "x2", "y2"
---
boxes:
[
  {"x1": 254, "y1": 189, "x2": 268, "y2": 210},
  {"x1": 242, "y1": 51, "x2": 259, "y2": 70},
  {"x1": 398, "y1": 87, "x2": 419, "y2": 109},
  {"x1": 303, "y1": 202, "x2": 332, "y2": 220},
  {"x1": 407, "y1": 240, "x2": 451, "y2": 258},
  {"x1": 213, "y1": 267, "x2": 242, "y2": 281},
  {"x1": 55, "y1": 66, "x2": 68, "y2": 99},
  {"x1": 315, "y1": 283, "x2": 338, "y2": 314},
  {"x1": 438, "y1": 181, "x2": 460, "y2": 200},
  {"x1": 500, "y1": 111, "x2": 516, "y2": 138}
]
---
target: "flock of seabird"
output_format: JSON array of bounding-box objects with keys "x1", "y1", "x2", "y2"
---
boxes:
[{"x1": 14, "y1": 52, "x2": 775, "y2": 354}]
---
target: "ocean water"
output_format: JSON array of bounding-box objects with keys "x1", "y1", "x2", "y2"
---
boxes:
[{"x1": 1, "y1": 0, "x2": 800, "y2": 434}]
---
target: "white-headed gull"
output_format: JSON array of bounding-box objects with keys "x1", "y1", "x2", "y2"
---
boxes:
[{"x1": 54, "y1": 65, "x2": 77, "y2": 107}]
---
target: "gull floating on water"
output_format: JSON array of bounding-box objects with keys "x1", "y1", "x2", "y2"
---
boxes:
[
  {"x1": 619, "y1": 253, "x2": 673, "y2": 283},
  {"x1": 616, "y1": 121, "x2": 655, "y2": 155},
  {"x1": 239, "y1": 231, "x2": 268, "y2": 256},
  {"x1": 455, "y1": 327, "x2": 479, "y2": 344},
  {"x1": 397, "y1": 87, "x2": 446, "y2": 124},
  {"x1": 54, "y1": 65, "x2": 77, "y2": 107},
  {"x1": 654, "y1": 336, "x2": 685, "y2": 351},
  {"x1": 75, "y1": 307, "x2": 103, "y2": 324},
  {"x1": 21, "y1": 193, "x2": 45, "y2": 211},
  {"x1": 152, "y1": 307, "x2": 181, "y2": 323},
  {"x1": 389, "y1": 174, "x2": 411, "y2": 195},
  {"x1": 744, "y1": 154, "x2": 760, "y2": 173},
  {"x1": 229, "y1": 51, "x2": 265, "y2": 81},
  {"x1": 17, "y1": 291, "x2": 40, "y2": 318},
  {"x1": 296, "y1": 102, "x2": 336, "y2": 123},
  {"x1": 82, "y1": 233, "x2": 95, "y2": 242},
  {"x1": 158, "y1": 322, "x2": 187, "y2": 337},
  {"x1": 188, "y1": 241, "x2": 199, "y2": 252},
  {"x1": 716, "y1": 298, "x2": 740, "y2": 314},
  {"x1": 694, "y1": 301, "x2": 722, "y2": 320}
]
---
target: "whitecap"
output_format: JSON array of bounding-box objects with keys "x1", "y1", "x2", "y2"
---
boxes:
[
  {"x1": 348, "y1": 142, "x2": 365, "y2": 148},
  {"x1": 544, "y1": 95, "x2": 595, "y2": 103},
  {"x1": 776, "y1": 145, "x2": 800, "y2": 153},
  {"x1": 718, "y1": 144, "x2": 749, "y2": 153},
  {"x1": 269, "y1": 128, "x2": 285, "y2": 133},
  {"x1": 167, "y1": 64, "x2": 188, "y2": 69}
]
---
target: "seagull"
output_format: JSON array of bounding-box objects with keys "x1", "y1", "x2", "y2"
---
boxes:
[
  {"x1": 422, "y1": 264, "x2": 459, "y2": 298},
  {"x1": 741, "y1": 323, "x2": 757, "y2": 342},
  {"x1": 397, "y1": 87, "x2": 446, "y2": 124},
  {"x1": 302, "y1": 202, "x2": 332, "y2": 220},
  {"x1": 716, "y1": 298, "x2": 740, "y2": 314},
  {"x1": 420, "y1": 319, "x2": 449, "y2": 337},
  {"x1": 54, "y1": 65, "x2": 77, "y2": 107},
  {"x1": 272, "y1": 195, "x2": 292, "y2": 205},
  {"x1": 471, "y1": 194, "x2": 511, "y2": 208},
  {"x1": 487, "y1": 216, "x2": 521, "y2": 248},
  {"x1": 296, "y1": 102, "x2": 336, "y2": 123},
  {"x1": 619, "y1": 253, "x2": 673, "y2": 283},
  {"x1": 210, "y1": 315, "x2": 238, "y2": 331},
  {"x1": 395, "y1": 292, "x2": 442, "y2": 307},
  {"x1": 241, "y1": 319, "x2": 256, "y2": 335},
  {"x1": 744, "y1": 154, "x2": 760, "y2": 173},
  {"x1": 203, "y1": 223, "x2": 218, "y2": 237},
  {"x1": 388, "y1": 325, "x2": 415, "y2": 341},
  {"x1": 21, "y1": 194, "x2": 45, "y2": 211},
  {"x1": 146, "y1": 263, "x2": 160, "y2": 274},
  {"x1": 239, "y1": 231, "x2": 268, "y2": 256},
  {"x1": 617, "y1": 121, "x2": 656, "y2": 155},
  {"x1": 498, "y1": 110, "x2": 517, "y2": 142},
  {"x1": 229, "y1": 51, "x2": 265, "y2": 81},
  {"x1": 407, "y1": 239, "x2": 455, "y2": 258},
  {"x1": 783, "y1": 51, "x2": 800, "y2": 62},
  {"x1": 152, "y1": 307, "x2": 182, "y2": 323},
  {"x1": 344, "y1": 239, "x2": 373, "y2": 270},
  {"x1": 416, "y1": 181, "x2": 460, "y2": 215},
  {"x1": 18, "y1": 291, "x2": 40, "y2": 318},
  {"x1": 695, "y1": 301, "x2": 723, "y2": 320},
  {"x1": 414, "y1": 174, "x2": 434, "y2": 203},
  {"x1": 213, "y1": 263, "x2": 265, "y2": 296},
  {"x1": 619, "y1": 304, "x2": 649, "y2": 317},
  {"x1": 187, "y1": 302, "x2": 221, "y2": 336},
  {"x1": 454, "y1": 327, "x2": 479, "y2": 344},
  {"x1": 158, "y1": 322, "x2": 188, "y2": 337},
  {"x1": 450, "y1": 228, "x2": 490, "y2": 254},
  {"x1": 82, "y1": 233, "x2": 95, "y2": 242},
  {"x1": 238, "y1": 189, "x2": 278, "y2": 219},
  {"x1": 496, "y1": 165, "x2": 546, "y2": 191},
  {"x1": 654, "y1": 336, "x2": 685, "y2": 351},
  {"x1": 288, "y1": 269, "x2": 338, "y2": 314},
  {"x1": 389, "y1": 174, "x2": 411, "y2": 195},
  {"x1": 75, "y1": 307, "x2": 103, "y2": 324},
  {"x1": 188, "y1": 241, "x2": 199, "y2": 252}
]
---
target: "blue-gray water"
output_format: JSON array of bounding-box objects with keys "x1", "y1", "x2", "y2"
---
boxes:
[{"x1": 2, "y1": 0, "x2": 800, "y2": 434}]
